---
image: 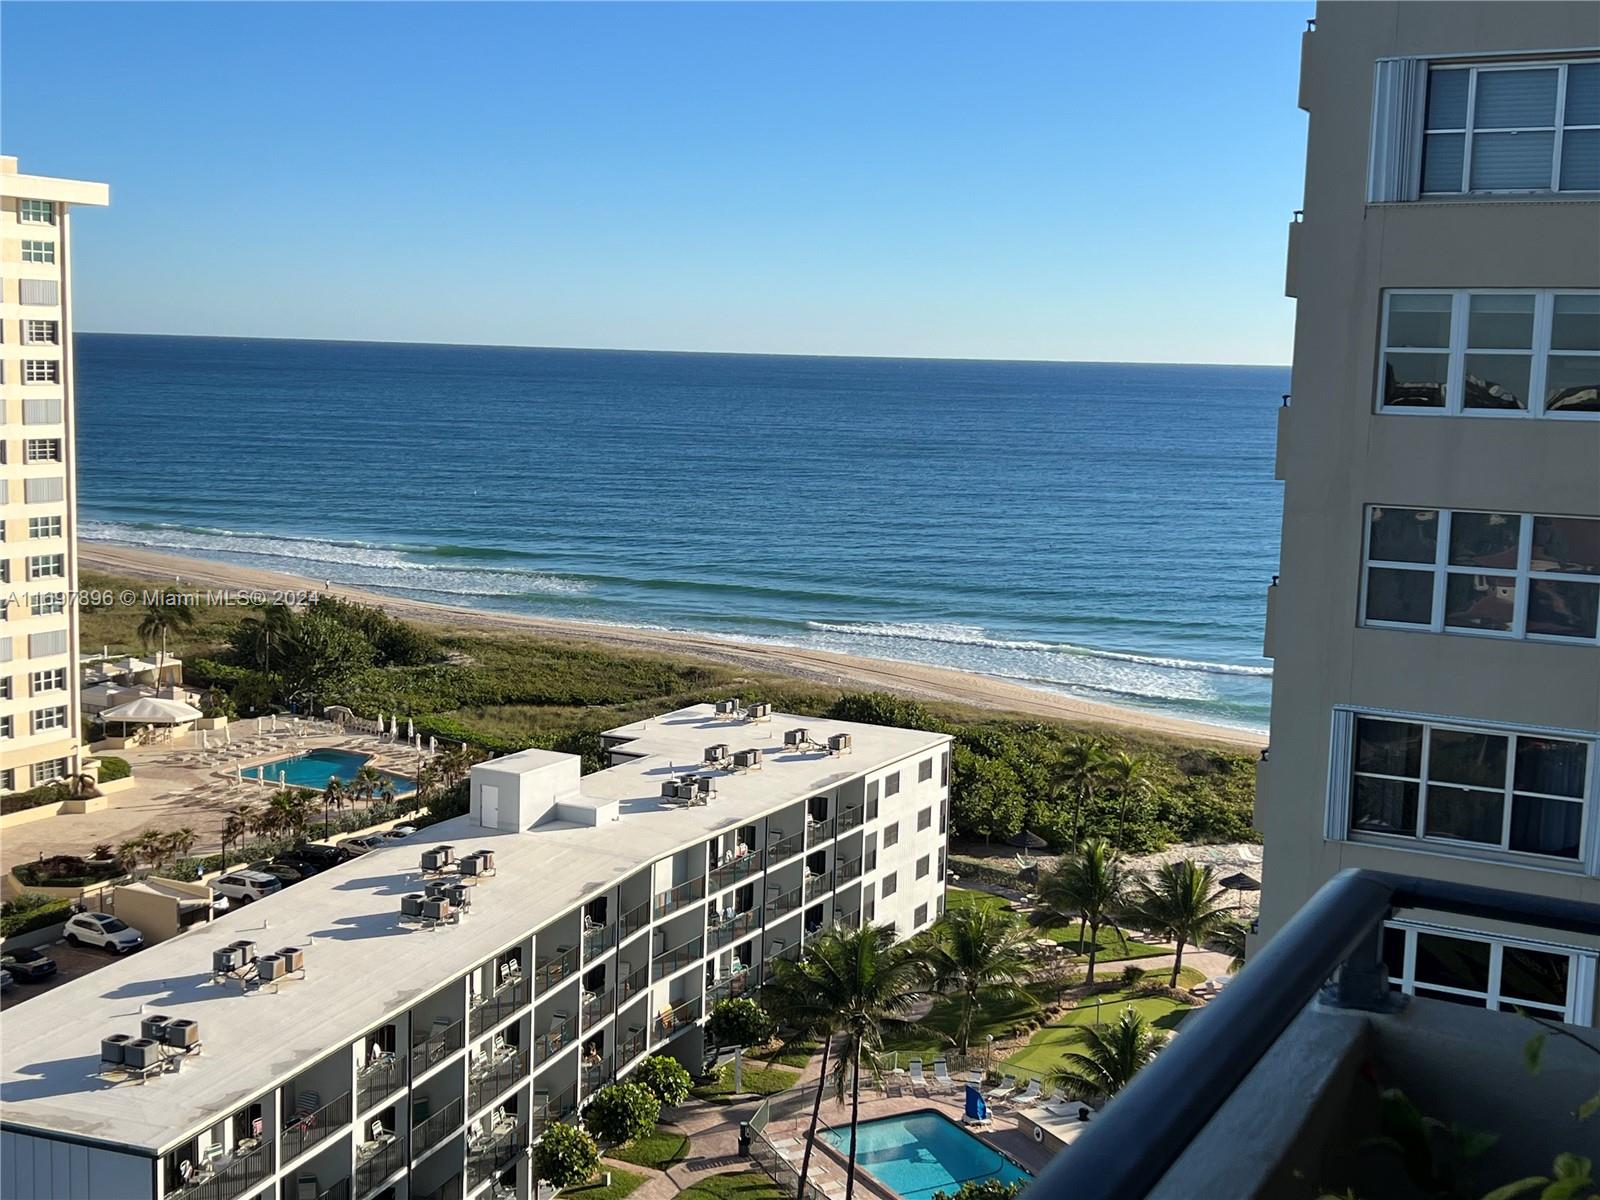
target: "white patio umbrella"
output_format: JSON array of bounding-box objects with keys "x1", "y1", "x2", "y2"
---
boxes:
[{"x1": 101, "y1": 696, "x2": 204, "y2": 732}]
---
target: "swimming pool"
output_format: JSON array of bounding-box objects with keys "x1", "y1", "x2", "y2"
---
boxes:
[
  {"x1": 819, "y1": 1112, "x2": 1032, "y2": 1200},
  {"x1": 247, "y1": 748, "x2": 415, "y2": 796}
]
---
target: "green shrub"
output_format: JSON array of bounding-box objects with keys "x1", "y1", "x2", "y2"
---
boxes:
[
  {"x1": 630, "y1": 1055, "x2": 693, "y2": 1107},
  {"x1": 932, "y1": 1180, "x2": 1027, "y2": 1200},
  {"x1": 708, "y1": 998, "x2": 775, "y2": 1050},
  {"x1": 0, "y1": 781, "x2": 71, "y2": 815},
  {"x1": 1121, "y1": 964, "x2": 1149, "y2": 987},
  {"x1": 0, "y1": 894, "x2": 73, "y2": 938},
  {"x1": 96, "y1": 756, "x2": 132, "y2": 782},
  {"x1": 582, "y1": 1082, "x2": 660, "y2": 1147},
  {"x1": 13, "y1": 855, "x2": 125, "y2": 888},
  {"x1": 535, "y1": 1121, "x2": 601, "y2": 1189}
]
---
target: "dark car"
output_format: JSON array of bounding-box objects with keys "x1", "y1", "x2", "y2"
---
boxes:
[
  {"x1": 291, "y1": 842, "x2": 354, "y2": 866},
  {"x1": 248, "y1": 860, "x2": 309, "y2": 885},
  {"x1": 1, "y1": 948, "x2": 58, "y2": 981}
]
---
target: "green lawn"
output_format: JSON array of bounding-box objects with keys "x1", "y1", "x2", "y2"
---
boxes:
[
  {"x1": 678, "y1": 1173, "x2": 787, "y2": 1200},
  {"x1": 945, "y1": 888, "x2": 1166, "y2": 961},
  {"x1": 880, "y1": 988, "x2": 1046, "y2": 1065},
  {"x1": 752, "y1": 1041, "x2": 819, "y2": 1069},
  {"x1": 566, "y1": 1168, "x2": 647, "y2": 1200},
  {"x1": 691, "y1": 1062, "x2": 800, "y2": 1101},
  {"x1": 608, "y1": 1130, "x2": 689, "y2": 1170},
  {"x1": 1000, "y1": 988, "x2": 1195, "y2": 1082}
]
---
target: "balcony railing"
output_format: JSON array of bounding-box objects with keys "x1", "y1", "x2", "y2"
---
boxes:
[
  {"x1": 170, "y1": 1141, "x2": 274, "y2": 1200},
  {"x1": 415, "y1": 1175, "x2": 463, "y2": 1200},
  {"x1": 654, "y1": 876, "x2": 705, "y2": 918},
  {"x1": 709, "y1": 908, "x2": 760, "y2": 949},
  {"x1": 582, "y1": 1056, "x2": 614, "y2": 1092},
  {"x1": 354, "y1": 1139, "x2": 404, "y2": 1200},
  {"x1": 582, "y1": 988, "x2": 616, "y2": 1026},
  {"x1": 709, "y1": 967, "x2": 757, "y2": 1003},
  {"x1": 299, "y1": 1179, "x2": 350, "y2": 1200},
  {"x1": 767, "y1": 885, "x2": 802, "y2": 919},
  {"x1": 618, "y1": 961, "x2": 649, "y2": 1004},
  {"x1": 1036, "y1": 869, "x2": 1600, "y2": 1200},
  {"x1": 617, "y1": 1024, "x2": 647, "y2": 1065},
  {"x1": 536, "y1": 944, "x2": 579, "y2": 995},
  {"x1": 653, "y1": 935, "x2": 703, "y2": 980},
  {"x1": 281, "y1": 1089, "x2": 351, "y2": 1163},
  {"x1": 583, "y1": 921, "x2": 617, "y2": 961},
  {"x1": 709, "y1": 849, "x2": 764, "y2": 892},
  {"x1": 468, "y1": 1120, "x2": 528, "y2": 1188},
  {"x1": 803, "y1": 870, "x2": 833, "y2": 903},
  {"x1": 470, "y1": 976, "x2": 529, "y2": 1037},
  {"x1": 766, "y1": 831, "x2": 803, "y2": 866},
  {"x1": 765, "y1": 941, "x2": 799, "y2": 965},
  {"x1": 618, "y1": 898, "x2": 651, "y2": 942},
  {"x1": 835, "y1": 857, "x2": 863, "y2": 885},
  {"x1": 356, "y1": 1053, "x2": 406, "y2": 1113},
  {"x1": 412, "y1": 1096, "x2": 463, "y2": 1160},
  {"x1": 805, "y1": 815, "x2": 834, "y2": 845},
  {"x1": 836, "y1": 806, "x2": 865, "y2": 834},
  {"x1": 468, "y1": 1050, "x2": 528, "y2": 1115},
  {"x1": 534, "y1": 1013, "x2": 576, "y2": 1065},
  {"x1": 550, "y1": 1082, "x2": 578, "y2": 1121},
  {"x1": 653, "y1": 995, "x2": 701, "y2": 1042},
  {"x1": 410, "y1": 1018, "x2": 465, "y2": 1077}
]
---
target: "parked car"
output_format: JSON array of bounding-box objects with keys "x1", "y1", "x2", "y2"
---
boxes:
[
  {"x1": 290, "y1": 842, "x2": 354, "y2": 867},
  {"x1": 247, "y1": 860, "x2": 309, "y2": 885},
  {"x1": 336, "y1": 835, "x2": 386, "y2": 855},
  {"x1": 63, "y1": 912, "x2": 143, "y2": 954},
  {"x1": 0, "y1": 948, "x2": 58, "y2": 982},
  {"x1": 1, "y1": 968, "x2": 13, "y2": 992},
  {"x1": 210, "y1": 870, "x2": 283, "y2": 904},
  {"x1": 381, "y1": 825, "x2": 419, "y2": 840}
]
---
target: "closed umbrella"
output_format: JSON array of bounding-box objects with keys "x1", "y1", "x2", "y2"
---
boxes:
[
  {"x1": 407, "y1": 717, "x2": 415, "y2": 740},
  {"x1": 1007, "y1": 829, "x2": 1050, "y2": 851},
  {"x1": 428, "y1": 735, "x2": 437, "y2": 755}
]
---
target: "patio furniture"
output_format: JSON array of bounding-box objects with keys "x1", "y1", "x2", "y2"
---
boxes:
[
  {"x1": 932, "y1": 1060, "x2": 955, "y2": 1090},
  {"x1": 289, "y1": 1090, "x2": 320, "y2": 1132},
  {"x1": 986, "y1": 1075, "x2": 1018, "y2": 1102},
  {"x1": 907, "y1": 1059, "x2": 927, "y2": 1091},
  {"x1": 1011, "y1": 1079, "x2": 1043, "y2": 1107}
]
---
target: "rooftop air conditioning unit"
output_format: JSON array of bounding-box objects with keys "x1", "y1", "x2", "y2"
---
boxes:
[
  {"x1": 212, "y1": 946, "x2": 245, "y2": 975},
  {"x1": 714, "y1": 699, "x2": 737, "y2": 716},
  {"x1": 746, "y1": 702, "x2": 771, "y2": 720},
  {"x1": 230, "y1": 940, "x2": 257, "y2": 962},
  {"x1": 661, "y1": 780, "x2": 681, "y2": 799},
  {"x1": 124, "y1": 1039, "x2": 162, "y2": 1071},
  {"x1": 733, "y1": 748, "x2": 763, "y2": 770},
  {"x1": 277, "y1": 947, "x2": 305, "y2": 973},
  {"x1": 784, "y1": 728, "x2": 809, "y2": 749},
  {"x1": 141, "y1": 1014, "x2": 172, "y2": 1042},
  {"x1": 401, "y1": 894, "x2": 426, "y2": 918},
  {"x1": 425, "y1": 881, "x2": 451, "y2": 899},
  {"x1": 163, "y1": 1019, "x2": 201, "y2": 1049},
  {"x1": 705, "y1": 744, "x2": 729, "y2": 765},
  {"x1": 446, "y1": 884, "x2": 472, "y2": 909},
  {"x1": 421, "y1": 848, "x2": 448, "y2": 872},
  {"x1": 257, "y1": 955, "x2": 286, "y2": 982},
  {"x1": 460, "y1": 853, "x2": 484, "y2": 876},
  {"x1": 828, "y1": 733, "x2": 852, "y2": 754},
  {"x1": 422, "y1": 897, "x2": 452, "y2": 922},
  {"x1": 101, "y1": 1033, "x2": 132, "y2": 1064},
  {"x1": 695, "y1": 776, "x2": 716, "y2": 797},
  {"x1": 475, "y1": 849, "x2": 495, "y2": 873}
]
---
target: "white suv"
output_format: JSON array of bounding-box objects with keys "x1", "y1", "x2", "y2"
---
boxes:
[
  {"x1": 210, "y1": 870, "x2": 283, "y2": 904},
  {"x1": 64, "y1": 912, "x2": 144, "y2": 954}
]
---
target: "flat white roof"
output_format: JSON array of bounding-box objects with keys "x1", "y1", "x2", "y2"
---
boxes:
[{"x1": 0, "y1": 705, "x2": 945, "y2": 1153}]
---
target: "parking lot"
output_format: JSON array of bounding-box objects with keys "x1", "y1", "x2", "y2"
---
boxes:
[{"x1": 1, "y1": 938, "x2": 125, "y2": 1010}]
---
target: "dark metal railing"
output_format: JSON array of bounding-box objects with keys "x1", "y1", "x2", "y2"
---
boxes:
[
  {"x1": 766, "y1": 831, "x2": 803, "y2": 865},
  {"x1": 653, "y1": 995, "x2": 701, "y2": 1042},
  {"x1": 653, "y1": 935, "x2": 703, "y2": 980},
  {"x1": 709, "y1": 907, "x2": 761, "y2": 949},
  {"x1": 356, "y1": 1053, "x2": 406, "y2": 1113},
  {"x1": 1038, "y1": 869, "x2": 1600, "y2": 1200},
  {"x1": 835, "y1": 857, "x2": 863, "y2": 885},
  {"x1": 410, "y1": 1018, "x2": 465, "y2": 1077},
  {"x1": 281, "y1": 1089, "x2": 351, "y2": 1162},
  {"x1": 415, "y1": 1175, "x2": 463, "y2": 1200},
  {"x1": 582, "y1": 1057, "x2": 614, "y2": 1092},
  {"x1": 803, "y1": 870, "x2": 833, "y2": 903},
  {"x1": 470, "y1": 976, "x2": 529, "y2": 1037},
  {"x1": 654, "y1": 876, "x2": 706, "y2": 918},
  {"x1": 617, "y1": 1025, "x2": 648, "y2": 1065},
  {"x1": 619, "y1": 961, "x2": 649, "y2": 1003},
  {"x1": 709, "y1": 849, "x2": 764, "y2": 892},
  {"x1": 412, "y1": 1096, "x2": 463, "y2": 1159},
  {"x1": 583, "y1": 921, "x2": 617, "y2": 961},
  {"x1": 618, "y1": 898, "x2": 651, "y2": 942},
  {"x1": 768, "y1": 885, "x2": 802, "y2": 918},
  {"x1": 583, "y1": 988, "x2": 616, "y2": 1026},
  {"x1": 304, "y1": 1180, "x2": 350, "y2": 1200},
  {"x1": 534, "y1": 1013, "x2": 576, "y2": 1065},
  {"x1": 468, "y1": 1050, "x2": 528, "y2": 1114},
  {"x1": 354, "y1": 1138, "x2": 404, "y2": 1200},
  {"x1": 805, "y1": 815, "x2": 834, "y2": 844},
  {"x1": 836, "y1": 806, "x2": 865, "y2": 834},
  {"x1": 709, "y1": 968, "x2": 757, "y2": 1003},
  {"x1": 468, "y1": 1120, "x2": 528, "y2": 1187},
  {"x1": 171, "y1": 1141, "x2": 274, "y2": 1200},
  {"x1": 536, "y1": 944, "x2": 579, "y2": 995}
]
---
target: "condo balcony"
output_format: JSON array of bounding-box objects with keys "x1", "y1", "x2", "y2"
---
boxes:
[
  {"x1": 582, "y1": 919, "x2": 617, "y2": 962},
  {"x1": 654, "y1": 995, "x2": 701, "y2": 1043},
  {"x1": 467, "y1": 1116, "x2": 527, "y2": 1189},
  {"x1": 653, "y1": 935, "x2": 703, "y2": 980},
  {"x1": 281, "y1": 1088, "x2": 351, "y2": 1163},
  {"x1": 354, "y1": 1138, "x2": 404, "y2": 1200},
  {"x1": 409, "y1": 1017, "x2": 464, "y2": 1078},
  {"x1": 654, "y1": 877, "x2": 706, "y2": 919},
  {"x1": 836, "y1": 805, "x2": 865, "y2": 834},
  {"x1": 766, "y1": 830, "x2": 804, "y2": 866},
  {"x1": 356, "y1": 1051, "x2": 407, "y2": 1114},
  {"x1": 535, "y1": 944, "x2": 579, "y2": 995},
  {"x1": 709, "y1": 906, "x2": 761, "y2": 949},
  {"x1": 803, "y1": 869, "x2": 834, "y2": 904},
  {"x1": 1040, "y1": 870, "x2": 1600, "y2": 1200},
  {"x1": 468, "y1": 1048, "x2": 528, "y2": 1115},
  {"x1": 167, "y1": 1141, "x2": 274, "y2": 1200},
  {"x1": 411, "y1": 1097, "x2": 463, "y2": 1160},
  {"x1": 534, "y1": 1013, "x2": 576, "y2": 1065},
  {"x1": 582, "y1": 988, "x2": 616, "y2": 1027},
  {"x1": 469, "y1": 975, "x2": 528, "y2": 1037}
]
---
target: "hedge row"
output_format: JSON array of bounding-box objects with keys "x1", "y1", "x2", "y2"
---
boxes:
[{"x1": 0, "y1": 896, "x2": 73, "y2": 939}]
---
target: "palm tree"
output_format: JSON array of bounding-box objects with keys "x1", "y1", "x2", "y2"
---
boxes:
[
  {"x1": 1052, "y1": 736, "x2": 1111, "y2": 844},
  {"x1": 1045, "y1": 1006, "x2": 1166, "y2": 1101},
  {"x1": 763, "y1": 954, "x2": 837, "y2": 1200},
  {"x1": 1128, "y1": 860, "x2": 1235, "y2": 987},
  {"x1": 166, "y1": 827, "x2": 197, "y2": 866},
  {"x1": 1035, "y1": 838, "x2": 1130, "y2": 984},
  {"x1": 1214, "y1": 919, "x2": 1248, "y2": 975},
  {"x1": 136, "y1": 599, "x2": 198, "y2": 681},
  {"x1": 351, "y1": 766, "x2": 384, "y2": 808},
  {"x1": 924, "y1": 904, "x2": 1034, "y2": 1054},
  {"x1": 236, "y1": 603, "x2": 297, "y2": 672},
  {"x1": 1100, "y1": 751, "x2": 1153, "y2": 851},
  {"x1": 222, "y1": 806, "x2": 253, "y2": 868},
  {"x1": 265, "y1": 788, "x2": 315, "y2": 842}
]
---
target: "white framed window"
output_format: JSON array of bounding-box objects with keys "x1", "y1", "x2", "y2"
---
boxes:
[
  {"x1": 1421, "y1": 60, "x2": 1600, "y2": 195},
  {"x1": 19, "y1": 199, "x2": 55, "y2": 224},
  {"x1": 29, "y1": 667, "x2": 66, "y2": 694},
  {"x1": 23, "y1": 438, "x2": 61, "y2": 463},
  {"x1": 19, "y1": 278, "x2": 58, "y2": 306},
  {"x1": 27, "y1": 516, "x2": 62, "y2": 539},
  {"x1": 31, "y1": 758, "x2": 67, "y2": 784},
  {"x1": 882, "y1": 872, "x2": 897, "y2": 898},
  {"x1": 1361, "y1": 508, "x2": 1599, "y2": 643},
  {"x1": 22, "y1": 360, "x2": 60, "y2": 385},
  {"x1": 0, "y1": 677, "x2": 11, "y2": 700},
  {"x1": 21, "y1": 320, "x2": 58, "y2": 345},
  {"x1": 26, "y1": 554, "x2": 64, "y2": 580},
  {"x1": 20, "y1": 239, "x2": 56, "y2": 264},
  {"x1": 23, "y1": 477, "x2": 63, "y2": 504},
  {"x1": 30, "y1": 591, "x2": 65, "y2": 617},
  {"x1": 915, "y1": 855, "x2": 930, "y2": 879},
  {"x1": 1378, "y1": 289, "x2": 1598, "y2": 418},
  {"x1": 884, "y1": 771, "x2": 901, "y2": 797},
  {"x1": 883, "y1": 823, "x2": 899, "y2": 849},
  {"x1": 32, "y1": 706, "x2": 67, "y2": 733},
  {"x1": 1382, "y1": 921, "x2": 1595, "y2": 1025}
]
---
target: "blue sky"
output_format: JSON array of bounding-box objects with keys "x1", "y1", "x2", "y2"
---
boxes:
[{"x1": 2, "y1": 2, "x2": 1308, "y2": 364}]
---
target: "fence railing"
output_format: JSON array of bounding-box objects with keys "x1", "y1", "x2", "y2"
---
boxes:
[
  {"x1": 653, "y1": 995, "x2": 701, "y2": 1042},
  {"x1": 468, "y1": 1050, "x2": 528, "y2": 1115},
  {"x1": 709, "y1": 849, "x2": 764, "y2": 892},
  {"x1": 803, "y1": 871, "x2": 833, "y2": 903},
  {"x1": 169, "y1": 1141, "x2": 274, "y2": 1200},
  {"x1": 412, "y1": 1097, "x2": 463, "y2": 1159},
  {"x1": 471, "y1": 977, "x2": 529, "y2": 1036},
  {"x1": 709, "y1": 908, "x2": 761, "y2": 949},
  {"x1": 354, "y1": 1138, "x2": 404, "y2": 1200},
  {"x1": 618, "y1": 962, "x2": 649, "y2": 1003},
  {"x1": 654, "y1": 876, "x2": 706, "y2": 918},
  {"x1": 766, "y1": 832, "x2": 804, "y2": 865},
  {"x1": 536, "y1": 944, "x2": 579, "y2": 995},
  {"x1": 410, "y1": 1018, "x2": 465, "y2": 1077},
  {"x1": 618, "y1": 898, "x2": 651, "y2": 942},
  {"x1": 281, "y1": 1089, "x2": 351, "y2": 1162},
  {"x1": 768, "y1": 886, "x2": 802, "y2": 919},
  {"x1": 653, "y1": 935, "x2": 703, "y2": 980},
  {"x1": 356, "y1": 1053, "x2": 407, "y2": 1113},
  {"x1": 534, "y1": 1014, "x2": 576, "y2": 1065},
  {"x1": 583, "y1": 921, "x2": 617, "y2": 961},
  {"x1": 747, "y1": 1098, "x2": 829, "y2": 1200},
  {"x1": 582, "y1": 988, "x2": 616, "y2": 1026},
  {"x1": 836, "y1": 806, "x2": 865, "y2": 834},
  {"x1": 468, "y1": 1121, "x2": 528, "y2": 1187},
  {"x1": 835, "y1": 858, "x2": 863, "y2": 886}
]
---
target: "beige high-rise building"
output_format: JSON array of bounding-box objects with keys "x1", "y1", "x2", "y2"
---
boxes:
[
  {"x1": 1258, "y1": 3, "x2": 1600, "y2": 1024},
  {"x1": 0, "y1": 157, "x2": 109, "y2": 794}
]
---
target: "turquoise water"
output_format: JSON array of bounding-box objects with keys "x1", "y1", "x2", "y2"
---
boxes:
[
  {"x1": 76, "y1": 335, "x2": 1283, "y2": 730},
  {"x1": 819, "y1": 1112, "x2": 1032, "y2": 1200},
  {"x1": 251, "y1": 748, "x2": 415, "y2": 796}
]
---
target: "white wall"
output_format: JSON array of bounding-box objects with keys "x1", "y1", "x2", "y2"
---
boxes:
[{"x1": 0, "y1": 1130, "x2": 153, "y2": 1200}]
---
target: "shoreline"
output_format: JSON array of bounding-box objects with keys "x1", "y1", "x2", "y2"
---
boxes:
[{"x1": 79, "y1": 541, "x2": 1268, "y2": 751}]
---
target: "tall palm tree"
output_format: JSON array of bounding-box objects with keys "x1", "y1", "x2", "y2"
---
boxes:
[
  {"x1": 137, "y1": 599, "x2": 198, "y2": 681},
  {"x1": 1214, "y1": 919, "x2": 1248, "y2": 975},
  {"x1": 236, "y1": 603, "x2": 297, "y2": 672},
  {"x1": 265, "y1": 788, "x2": 315, "y2": 842},
  {"x1": 1035, "y1": 838, "x2": 1130, "y2": 984},
  {"x1": 1045, "y1": 1006, "x2": 1166, "y2": 1101},
  {"x1": 222, "y1": 806, "x2": 253, "y2": 868},
  {"x1": 763, "y1": 954, "x2": 837, "y2": 1200},
  {"x1": 1052, "y1": 736, "x2": 1111, "y2": 844},
  {"x1": 924, "y1": 904, "x2": 1035, "y2": 1054},
  {"x1": 1128, "y1": 859, "x2": 1235, "y2": 987},
  {"x1": 1100, "y1": 751, "x2": 1153, "y2": 851}
]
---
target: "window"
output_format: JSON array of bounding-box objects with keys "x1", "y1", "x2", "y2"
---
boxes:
[
  {"x1": 20, "y1": 240, "x2": 56, "y2": 264},
  {"x1": 23, "y1": 398, "x2": 62, "y2": 424},
  {"x1": 22, "y1": 320, "x2": 58, "y2": 345},
  {"x1": 941, "y1": 751, "x2": 950, "y2": 787},
  {"x1": 1334, "y1": 710, "x2": 1594, "y2": 865},
  {"x1": 0, "y1": 716, "x2": 11, "y2": 739},
  {"x1": 1382, "y1": 923, "x2": 1588, "y2": 1022},
  {"x1": 19, "y1": 199, "x2": 55, "y2": 224},
  {"x1": 24, "y1": 438, "x2": 61, "y2": 463},
  {"x1": 22, "y1": 360, "x2": 60, "y2": 385},
  {"x1": 26, "y1": 554, "x2": 64, "y2": 580},
  {"x1": 916, "y1": 855, "x2": 930, "y2": 879},
  {"x1": 883, "y1": 823, "x2": 899, "y2": 849},
  {"x1": 917, "y1": 807, "x2": 932, "y2": 832},
  {"x1": 937, "y1": 848, "x2": 946, "y2": 880},
  {"x1": 32, "y1": 758, "x2": 67, "y2": 784},
  {"x1": 28, "y1": 516, "x2": 62, "y2": 539},
  {"x1": 914, "y1": 904, "x2": 929, "y2": 927},
  {"x1": 1362, "y1": 508, "x2": 1600, "y2": 642},
  {"x1": 884, "y1": 772, "x2": 900, "y2": 798},
  {"x1": 24, "y1": 477, "x2": 63, "y2": 504},
  {"x1": 918, "y1": 758, "x2": 933, "y2": 783},
  {"x1": 1378, "y1": 290, "x2": 1598, "y2": 417},
  {"x1": 28, "y1": 630, "x2": 68, "y2": 657},
  {"x1": 0, "y1": 677, "x2": 12, "y2": 700},
  {"x1": 32, "y1": 706, "x2": 67, "y2": 733},
  {"x1": 1421, "y1": 61, "x2": 1599, "y2": 194},
  {"x1": 866, "y1": 779, "x2": 879, "y2": 821},
  {"x1": 29, "y1": 668, "x2": 66, "y2": 694},
  {"x1": 19, "y1": 278, "x2": 58, "y2": 306},
  {"x1": 881, "y1": 873, "x2": 897, "y2": 898},
  {"x1": 30, "y1": 591, "x2": 64, "y2": 616}
]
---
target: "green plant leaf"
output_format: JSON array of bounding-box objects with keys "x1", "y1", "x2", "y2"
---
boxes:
[
  {"x1": 1550, "y1": 1153, "x2": 1591, "y2": 1181},
  {"x1": 1479, "y1": 1178, "x2": 1549, "y2": 1200},
  {"x1": 1524, "y1": 1033, "x2": 1548, "y2": 1075},
  {"x1": 1578, "y1": 1091, "x2": 1600, "y2": 1123},
  {"x1": 1451, "y1": 1123, "x2": 1499, "y2": 1160}
]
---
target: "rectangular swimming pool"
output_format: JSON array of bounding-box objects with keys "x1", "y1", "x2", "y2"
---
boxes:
[
  {"x1": 819, "y1": 1111, "x2": 1032, "y2": 1200},
  {"x1": 248, "y1": 748, "x2": 415, "y2": 796}
]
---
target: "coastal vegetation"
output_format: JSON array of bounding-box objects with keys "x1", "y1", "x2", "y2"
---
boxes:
[{"x1": 80, "y1": 570, "x2": 1257, "y2": 854}]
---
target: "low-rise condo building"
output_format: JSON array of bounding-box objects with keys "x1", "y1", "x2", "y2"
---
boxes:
[
  {"x1": 0, "y1": 156, "x2": 109, "y2": 794},
  {"x1": 0, "y1": 703, "x2": 952, "y2": 1200}
]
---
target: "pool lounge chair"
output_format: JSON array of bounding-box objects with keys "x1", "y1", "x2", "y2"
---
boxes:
[
  {"x1": 907, "y1": 1058, "x2": 926, "y2": 1091},
  {"x1": 1010, "y1": 1079, "x2": 1042, "y2": 1107},
  {"x1": 985, "y1": 1075, "x2": 1018, "y2": 1103},
  {"x1": 931, "y1": 1059, "x2": 955, "y2": 1090}
]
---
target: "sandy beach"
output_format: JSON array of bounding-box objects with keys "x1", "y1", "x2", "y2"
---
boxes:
[{"x1": 80, "y1": 542, "x2": 1268, "y2": 751}]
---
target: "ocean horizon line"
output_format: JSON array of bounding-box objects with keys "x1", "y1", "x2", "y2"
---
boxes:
[{"x1": 76, "y1": 329, "x2": 1293, "y2": 373}]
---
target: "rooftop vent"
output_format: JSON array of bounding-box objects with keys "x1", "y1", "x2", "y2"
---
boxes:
[
  {"x1": 745, "y1": 702, "x2": 771, "y2": 722},
  {"x1": 732, "y1": 748, "x2": 763, "y2": 770},
  {"x1": 141, "y1": 1014, "x2": 171, "y2": 1042},
  {"x1": 783, "y1": 728, "x2": 812, "y2": 750},
  {"x1": 257, "y1": 955, "x2": 286, "y2": 983},
  {"x1": 705, "y1": 743, "x2": 730, "y2": 766},
  {"x1": 124, "y1": 1039, "x2": 162, "y2": 1071},
  {"x1": 714, "y1": 699, "x2": 741, "y2": 716},
  {"x1": 828, "y1": 733, "x2": 853, "y2": 755},
  {"x1": 101, "y1": 1033, "x2": 132, "y2": 1064}
]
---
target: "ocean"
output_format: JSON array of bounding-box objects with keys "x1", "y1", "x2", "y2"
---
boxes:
[{"x1": 74, "y1": 334, "x2": 1285, "y2": 731}]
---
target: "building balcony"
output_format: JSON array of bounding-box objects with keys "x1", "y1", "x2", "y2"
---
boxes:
[
  {"x1": 709, "y1": 849, "x2": 764, "y2": 893},
  {"x1": 766, "y1": 831, "x2": 804, "y2": 866},
  {"x1": 356, "y1": 1053, "x2": 407, "y2": 1114},
  {"x1": 582, "y1": 1056, "x2": 614, "y2": 1092},
  {"x1": 412, "y1": 1096, "x2": 463, "y2": 1160},
  {"x1": 535, "y1": 944, "x2": 578, "y2": 996},
  {"x1": 415, "y1": 1175, "x2": 463, "y2": 1200},
  {"x1": 768, "y1": 885, "x2": 802, "y2": 920},
  {"x1": 550, "y1": 1082, "x2": 578, "y2": 1121},
  {"x1": 410, "y1": 1018, "x2": 465, "y2": 1078},
  {"x1": 654, "y1": 877, "x2": 706, "y2": 919},
  {"x1": 835, "y1": 857, "x2": 863, "y2": 886},
  {"x1": 467, "y1": 1119, "x2": 527, "y2": 1189},
  {"x1": 836, "y1": 806, "x2": 865, "y2": 834},
  {"x1": 168, "y1": 1141, "x2": 274, "y2": 1200},
  {"x1": 282, "y1": 1089, "x2": 351, "y2": 1164},
  {"x1": 618, "y1": 961, "x2": 649, "y2": 1005},
  {"x1": 468, "y1": 1049, "x2": 528, "y2": 1115},
  {"x1": 617, "y1": 1024, "x2": 648, "y2": 1066},
  {"x1": 290, "y1": 1178, "x2": 350, "y2": 1200},
  {"x1": 805, "y1": 815, "x2": 834, "y2": 846},
  {"x1": 534, "y1": 1013, "x2": 576, "y2": 1065},
  {"x1": 654, "y1": 995, "x2": 701, "y2": 1043},
  {"x1": 582, "y1": 988, "x2": 616, "y2": 1027},
  {"x1": 470, "y1": 976, "x2": 529, "y2": 1037},
  {"x1": 708, "y1": 966, "x2": 757, "y2": 1004},
  {"x1": 708, "y1": 907, "x2": 760, "y2": 949},
  {"x1": 653, "y1": 935, "x2": 703, "y2": 981},
  {"x1": 803, "y1": 870, "x2": 833, "y2": 904},
  {"x1": 583, "y1": 921, "x2": 617, "y2": 961},
  {"x1": 618, "y1": 898, "x2": 651, "y2": 943},
  {"x1": 354, "y1": 1139, "x2": 404, "y2": 1200},
  {"x1": 1037, "y1": 870, "x2": 1600, "y2": 1200}
]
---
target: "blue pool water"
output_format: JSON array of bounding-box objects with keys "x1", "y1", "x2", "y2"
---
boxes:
[
  {"x1": 251, "y1": 748, "x2": 415, "y2": 796},
  {"x1": 819, "y1": 1112, "x2": 1032, "y2": 1200}
]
